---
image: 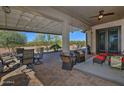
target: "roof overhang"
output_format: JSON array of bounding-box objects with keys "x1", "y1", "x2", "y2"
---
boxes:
[{"x1": 0, "y1": 6, "x2": 90, "y2": 34}]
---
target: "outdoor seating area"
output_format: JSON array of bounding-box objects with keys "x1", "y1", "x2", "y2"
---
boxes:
[
  {"x1": 75, "y1": 56, "x2": 124, "y2": 85},
  {"x1": 0, "y1": 6, "x2": 124, "y2": 86},
  {"x1": 60, "y1": 50, "x2": 85, "y2": 70},
  {"x1": 93, "y1": 52, "x2": 124, "y2": 70},
  {"x1": 1, "y1": 2, "x2": 124, "y2": 93},
  {"x1": 0, "y1": 52, "x2": 120, "y2": 86},
  {"x1": 0, "y1": 48, "x2": 44, "y2": 73},
  {"x1": 1, "y1": 48, "x2": 124, "y2": 85},
  {"x1": 0, "y1": 53, "x2": 20, "y2": 73}
]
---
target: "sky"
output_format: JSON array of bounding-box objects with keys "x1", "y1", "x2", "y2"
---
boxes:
[
  {"x1": 21, "y1": 32, "x2": 37, "y2": 42},
  {"x1": 21, "y1": 31, "x2": 86, "y2": 42},
  {"x1": 70, "y1": 31, "x2": 86, "y2": 41}
]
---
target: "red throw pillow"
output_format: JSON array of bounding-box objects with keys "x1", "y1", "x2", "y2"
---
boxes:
[
  {"x1": 121, "y1": 57, "x2": 124, "y2": 63},
  {"x1": 95, "y1": 55, "x2": 105, "y2": 61}
]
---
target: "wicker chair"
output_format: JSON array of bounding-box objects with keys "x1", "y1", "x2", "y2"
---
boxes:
[
  {"x1": 74, "y1": 50, "x2": 85, "y2": 63},
  {"x1": 60, "y1": 53, "x2": 76, "y2": 70},
  {"x1": 34, "y1": 48, "x2": 44, "y2": 64},
  {"x1": 36, "y1": 47, "x2": 44, "y2": 58},
  {"x1": 0, "y1": 53, "x2": 19, "y2": 72},
  {"x1": 109, "y1": 56, "x2": 124, "y2": 70},
  {"x1": 22, "y1": 49, "x2": 34, "y2": 67},
  {"x1": 16, "y1": 48, "x2": 24, "y2": 54},
  {"x1": 16, "y1": 48, "x2": 24, "y2": 62},
  {"x1": 93, "y1": 52, "x2": 113, "y2": 65},
  {"x1": 93, "y1": 55, "x2": 106, "y2": 64},
  {"x1": 0, "y1": 56, "x2": 4, "y2": 72}
]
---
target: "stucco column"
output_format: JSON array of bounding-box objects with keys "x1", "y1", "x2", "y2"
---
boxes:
[
  {"x1": 62, "y1": 21, "x2": 70, "y2": 53},
  {"x1": 121, "y1": 25, "x2": 124, "y2": 53}
]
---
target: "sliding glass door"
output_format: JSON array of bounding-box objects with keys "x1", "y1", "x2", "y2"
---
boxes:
[
  {"x1": 97, "y1": 31, "x2": 106, "y2": 52},
  {"x1": 96, "y1": 26, "x2": 121, "y2": 53},
  {"x1": 108, "y1": 27, "x2": 119, "y2": 53}
]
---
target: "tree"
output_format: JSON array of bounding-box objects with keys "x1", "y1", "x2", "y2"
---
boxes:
[
  {"x1": 46, "y1": 34, "x2": 52, "y2": 43},
  {"x1": 70, "y1": 40, "x2": 86, "y2": 48},
  {"x1": 0, "y1": 31, "x2": 27, "y2": 52},
  {"x1": 31, "y1": 33, "x2": 62, "y2": 52},
  {"x1": 53, "y1": 35, "x2": 62, "y2": 46},
  {"x1": 34, "y1": 33, "x2": 46, "y2": 42},
  {"x1": 33, "y1": 33, "x2": 46, "y2": 46},
  {"x1": 45, "y1": 34, "x2": 53, "y2": 51}
]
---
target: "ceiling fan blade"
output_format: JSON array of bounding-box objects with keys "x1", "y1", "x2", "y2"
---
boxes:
[
  {"x1": 103, "y1": 12, "x2": 114, "y2": 16},
  {"x1": 89, "y1": 15, "x2": 98, "y2": 18}
]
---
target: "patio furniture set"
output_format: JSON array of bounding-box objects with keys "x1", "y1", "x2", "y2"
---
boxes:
[
  {"x1": 60, "y1": 49, "x2": 124, "y2": 70},
  {"x1": 16, "y1": 48, "x2": 44, "y2": 64},
  {"x1": 0, "y1": 48, "x2": 44, "y2": 73},
  {"x1": 93, "y1": 52, "x2": 124, "y2": 70},
  {"x1": 60, "y1": 50, "x2": 85, "y2": 70},
  {"x1": 0, "y1": 53, "x2": 20, "y2": 73}
]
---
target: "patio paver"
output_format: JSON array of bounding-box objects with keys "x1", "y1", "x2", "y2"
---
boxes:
[
  {"x1": 0, "y1": 52, "x2": 119, "y2": 86},
  {"x1": 74, "y1": 56, "x2": 124, "y2": 85},
  {"x1": 33, "y1": 52, "x2": 118, "y2": 85}
]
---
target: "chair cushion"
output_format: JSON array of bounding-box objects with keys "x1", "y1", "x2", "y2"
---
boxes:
[
  {"x1": 110, "y1": 56, "x2": 122, "y2": 68},
  {"x1": 95, "y1": 55, "x2": 105, "y2": 61}
]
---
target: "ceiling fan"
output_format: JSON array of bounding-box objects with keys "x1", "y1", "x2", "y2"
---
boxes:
[{"x1": 90, "y1": 10, "x2": 114, "y2": 20}]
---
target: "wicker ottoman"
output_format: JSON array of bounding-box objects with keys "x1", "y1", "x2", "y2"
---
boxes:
[{"x1": 93, "y1": 55, "x2": 106, "y2": 64}]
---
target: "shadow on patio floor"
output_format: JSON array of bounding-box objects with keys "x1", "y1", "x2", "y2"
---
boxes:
[{"x1": 2, "y1": 73, "x2": 30, "y2": 86}]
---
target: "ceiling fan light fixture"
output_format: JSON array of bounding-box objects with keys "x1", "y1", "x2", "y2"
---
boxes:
[
  {"x1": 98, "y1": 15, "x2": 103, "y2": 19},
  {"x1": 90, "y1": 10, "x2": 114, "y2": 21}
]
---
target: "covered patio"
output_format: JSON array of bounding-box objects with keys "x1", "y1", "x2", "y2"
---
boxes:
[
  {"x1": 0, "y1": 52, "x2": 118, "y2": 86},
  {"x1": 0, "y1": 6, "x2": 124, "y2": 86}
]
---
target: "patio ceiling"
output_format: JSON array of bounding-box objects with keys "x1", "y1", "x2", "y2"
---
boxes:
[
  {"x1": 0, "y1": 6, "x2": 124, "y2": 34},
  {"x1": 0, "y1": 6, "x2": 87, "y2": 35},
  {"x1": 53, "y1": 6, "x2": 124, "y2": 26}
]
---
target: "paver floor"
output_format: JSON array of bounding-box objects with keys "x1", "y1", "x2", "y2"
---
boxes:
[{"x1": 0, "y1": 52, "x2": 119, "y2": 86}]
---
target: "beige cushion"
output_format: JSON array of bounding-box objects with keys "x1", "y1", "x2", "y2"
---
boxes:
[{"x1": 111, "y1": 56, "x2": 122, "y2": 69}]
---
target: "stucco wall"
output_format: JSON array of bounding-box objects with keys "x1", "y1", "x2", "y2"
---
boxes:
[
  {"x1": 87, "y1": 18, "x2": 124, "y2": 54},
  {"x1": 86, "y1": 30, "x2": 92, "y2": 46}
]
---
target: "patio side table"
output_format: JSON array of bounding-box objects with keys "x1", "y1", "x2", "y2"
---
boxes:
[{"x1": 33, "y1": 53, "x2": 43, "y2": 64}]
